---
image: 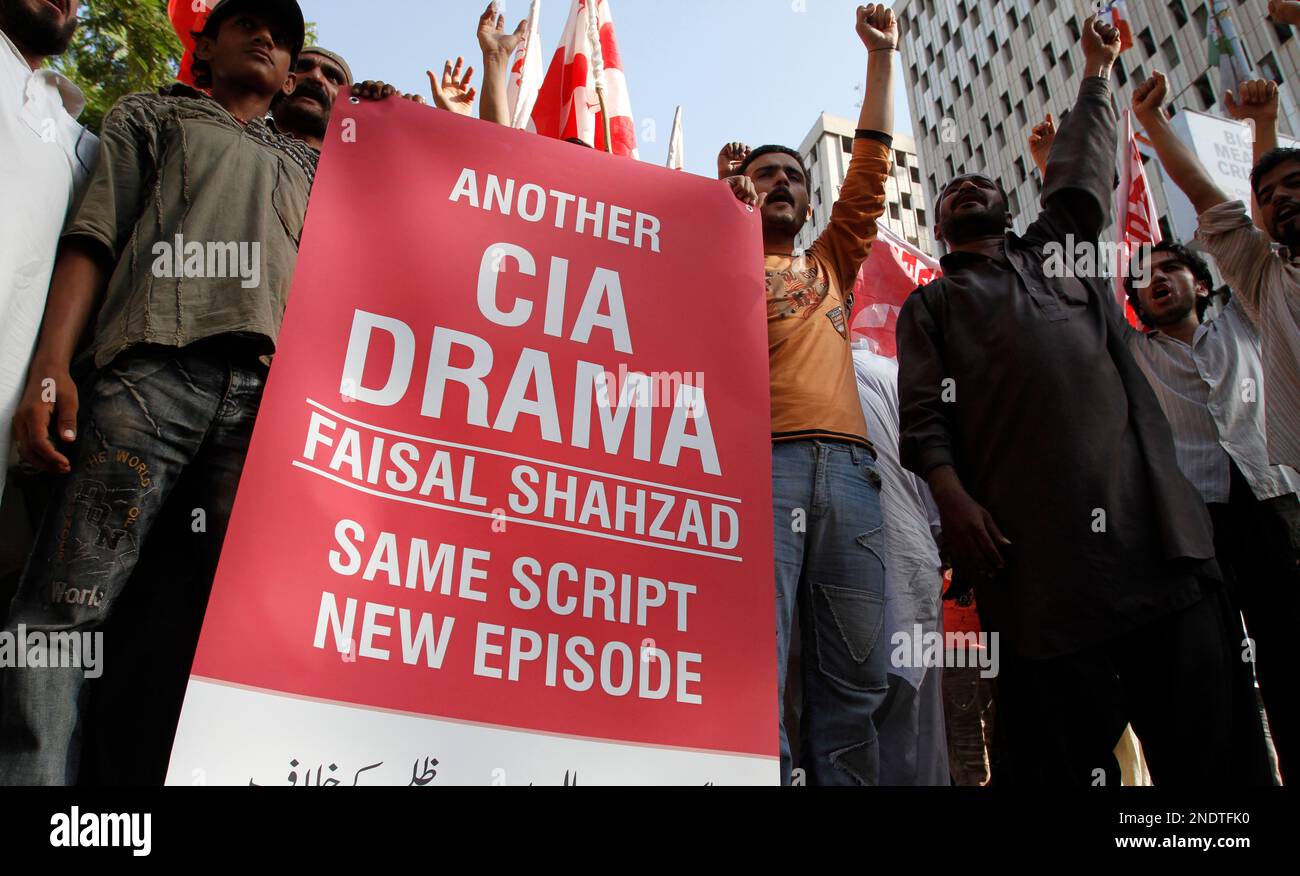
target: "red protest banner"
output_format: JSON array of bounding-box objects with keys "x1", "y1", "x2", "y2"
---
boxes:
[{"x1": 165, "y1": 99, "x2": 777, "y2": 785}]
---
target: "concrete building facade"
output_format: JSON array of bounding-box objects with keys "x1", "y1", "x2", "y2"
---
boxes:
[
  {"x1": 891, "y1": 0, "x2": 1300, "y2": 247},
  {"x1": 794, "y1": 117, "x2": 932, "y2": 256}
]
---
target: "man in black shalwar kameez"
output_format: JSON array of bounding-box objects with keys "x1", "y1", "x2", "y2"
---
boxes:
[{"x1": 895, "y1": 16, "x2": 1271, "y2": 786}]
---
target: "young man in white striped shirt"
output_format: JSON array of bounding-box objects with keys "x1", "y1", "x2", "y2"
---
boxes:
[{"x1": 1124, "y1": 240, "x2": 1298, "y2": 782}]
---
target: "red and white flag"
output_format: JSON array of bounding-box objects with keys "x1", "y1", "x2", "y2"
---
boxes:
[
  {"x1": 168, "y1": 0, "x2": 215, "y2": 87},
  {"x1": 1115, "y1": 109, "x2": 1161, "y2": 329},
  {"x1": 508, "y1": 0, "x2": 544, "y2": 130},
  {"x1": 531, "y1": 0, "x2": 638, "y2": 157},
  {"x1": 849, "y1": 221, "x2": 942, "y2": 359}
]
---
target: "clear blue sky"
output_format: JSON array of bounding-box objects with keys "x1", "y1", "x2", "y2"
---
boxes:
[{"x1": 297, "y1": 0, "x2": 912, "y2": 177}]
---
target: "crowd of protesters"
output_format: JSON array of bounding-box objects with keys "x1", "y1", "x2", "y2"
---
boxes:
[{"x1": 0, "y1": 0, "x2": 1296, "y2": 786}]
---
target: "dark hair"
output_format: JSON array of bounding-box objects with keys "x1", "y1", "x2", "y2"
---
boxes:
[
  {"x1": 190, "y1": 9, "x2": 302, "y2": 90},
  {"x1": 1250, "y1": 147, "x2": 1300, "y2": 197},
  {"x1": 1124, "y1": 240, "x2": 1215, "y2": 328},
  {"x1": 739, "y1": 145, "x2": 808, "y2": 182}
]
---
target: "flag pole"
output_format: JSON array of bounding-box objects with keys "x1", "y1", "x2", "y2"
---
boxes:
[
  {"x1": 597, "y1": 87, "x2": 613, "y2": 153},
  {"x1": 587, "y1": 0, "x2": 614, "y2": 153}
]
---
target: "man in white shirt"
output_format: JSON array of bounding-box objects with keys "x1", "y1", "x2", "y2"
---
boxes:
[
  {"x1": 853, "y1": 345, "x2": 949, "y2": 785},
  {"x1": 1123, "y1": 241, "x2": 1298, "y2": 780},
  {"x1": 0, "y1": 0, "x2": 97, "y2": 502}
]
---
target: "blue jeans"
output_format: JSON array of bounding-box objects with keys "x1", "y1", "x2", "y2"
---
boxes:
[
  {"x1": 773, "y1": 439, "x2": 888, "y2": 785},
  {"x1": 0, "y1": 343, "x2": 265, "y2": 785}
]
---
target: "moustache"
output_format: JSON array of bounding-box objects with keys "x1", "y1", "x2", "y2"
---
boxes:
[{"x1": 291, "y1": 81, "x2": 331, "y2": 109}]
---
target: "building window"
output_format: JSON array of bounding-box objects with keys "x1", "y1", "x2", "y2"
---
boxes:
[
  {"x1": 983, "y1": 66, "x2": 993, "y2": 87},
  {"x1": 963, "y1": 135, "x2": 972, "y2": 159},
  {"x1": 1043, "y1": 44, "x2": 1056, "y2": 69},
  {"x1": 971, "y1": 5, "x2": 981, "y2": 28},
  {"x1": 1193, "y1": 4, "x2": 1208, "y2": 37},
  {"x1": 1139, "y1": 27, "x2": 1157, "y2": 56},
  {"x1": 975, "y1": 145, "x2": 985, "y2": 168},
  {"x1": 926, "y1": 45, "x2": 935, "y2": 65},
  {"x1": 1067, "y1": 16, "x2": 1080, "y2": 42},
  {"x1": 890, "y1": 203, "x2": 900, "y2": 220},
  {"x1": 911, "y1": 166, "x2": 921, "y2": 183},
  {"x1": 987, "y1": 33, "x2": 997, "y2": 58},
  {"x1": 902, "y1": 192, "x2": 913, "y2": 210},
  {"x1": 1260, "y1": 52, "x2": 1285, "y2": 85},
  {"x1": 1016, "y1": 101, "x2": 1027, "y2": 126},
  {"x1": 1161, "y1": 36, "x2": 1180, "y2": 68},
  {"x1": 1022, "y1": 67, "x2": 1033, "y2": 92},
  {"x1": 1115, "y1": 58, "x2": 1128, "y2": 86},
  {"x1": 841, "y1": 135, "x2": 853, "y2": 154},
  {"x1": 922, "y1": 70, "x2": 931, "y2": 92},
  {"x1": 981, "y1": 114, "x2": 992, "y2": 138},
  {"x1": 1001, "y1": 93, "x2": 1012, "y2": 116},
  {"x1": 1007, "y1": 8, "x2": 1018, "y2": 30},
  {"x1": 1061, "y1": 51, "x2": 1073, "y2": 78},
  {"x1": 942, "y1": 23, "x2": 951, "y2": 43},
  {"x1": 1194, "y1": 73, "x2": 1215, "y2": 109},
  {"x1": 1038, "y1": 76, "x2": 1049, "y2": 102},
  {"x1": 916, "y1": 208, "x2": 927, "y2": 228},
  {"x1": 1168, "y1": 0, "x2": 1188, "y2": 28},
  {"x1": 1015, "y1": 156, "x2": 1026, "y2": 183}
]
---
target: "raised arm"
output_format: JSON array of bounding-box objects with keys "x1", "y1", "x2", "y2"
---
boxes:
[
  {"x1": 809, "y1": 4, "x2": 896, "y2": 288},
  {"x1": 477, "y1": 2, "x2": 529, "y2": 126},
  {"x1": 1133, "y1": 72, "x2": 1230, "y2": 215},
  {"x1": 856, "y1": 3, "x2": 896, "y2": 136},
  {"x1": 1028, "y1": 114, "x2": 1055, "y2": 178},
  {"x1": 1269, "y1": 0, "x2": 1300, "y2": 27},
  {"x1": 1225, "y1": 79, "x2": 1280, "y2": 232},
  {"x1": 427, "y1": 57, "x2": 477, "y2": 116},
  {"x1": 1022, "y1": 16, "x2": 1120, "y2": 248}
]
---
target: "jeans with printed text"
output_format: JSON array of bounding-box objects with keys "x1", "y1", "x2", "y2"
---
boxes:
[{"x1": 0, "y1": 344, "x2": 264, "y2": 785}]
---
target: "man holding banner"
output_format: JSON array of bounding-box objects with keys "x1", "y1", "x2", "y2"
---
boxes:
[{"x1": 725, "y1": 3, "x2": 897, "y2": 786}]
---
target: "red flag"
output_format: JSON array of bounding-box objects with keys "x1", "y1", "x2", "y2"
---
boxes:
[
  {"x1": 531, "y1": 0, "x2": 638, "y2": 157},
  {"x1": 1109, "y1": 1, "x2": 1135, "y2": 53},
  {"x1": 168, "y1": 0, "x2": 214, "y2": 87},
  {"x1": 1115, "y1": 109, "x2": 1161, "y2": 329},
  {"x1": 849, "y1": 221, "x2": 942, "y2": 359}
]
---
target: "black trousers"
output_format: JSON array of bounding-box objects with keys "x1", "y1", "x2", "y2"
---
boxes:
[
  {"x1": 1208, "y1": 465, "x2": 1300, "y2": 782},
  {"x1": 991, "y1": 584, "x2": 1273, "y2": 787}
]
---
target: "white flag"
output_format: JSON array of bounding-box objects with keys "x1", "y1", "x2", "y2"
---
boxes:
[
  {"x1": 508, "y1": 0, "x2": 544, "y2": 130},
  {"x1": 667, "y1": 105, "x2": 684, "y2": 170}
]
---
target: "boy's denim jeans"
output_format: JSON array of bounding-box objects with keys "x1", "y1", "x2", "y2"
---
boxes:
[
  {"x1": 0, "y1": 344, "x2": 264, "y2": 785},
  {"x1": 773, "y1": 439, "x2": 888, "y2": 785}
]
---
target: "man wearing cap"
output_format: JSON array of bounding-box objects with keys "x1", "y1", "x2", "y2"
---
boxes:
[
  {"x1": 0, "y1": 0, "x2": 315, "y2": 785},
  {"x1": 271, "y1": 45, "x2": 352, "y2": 150}
]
